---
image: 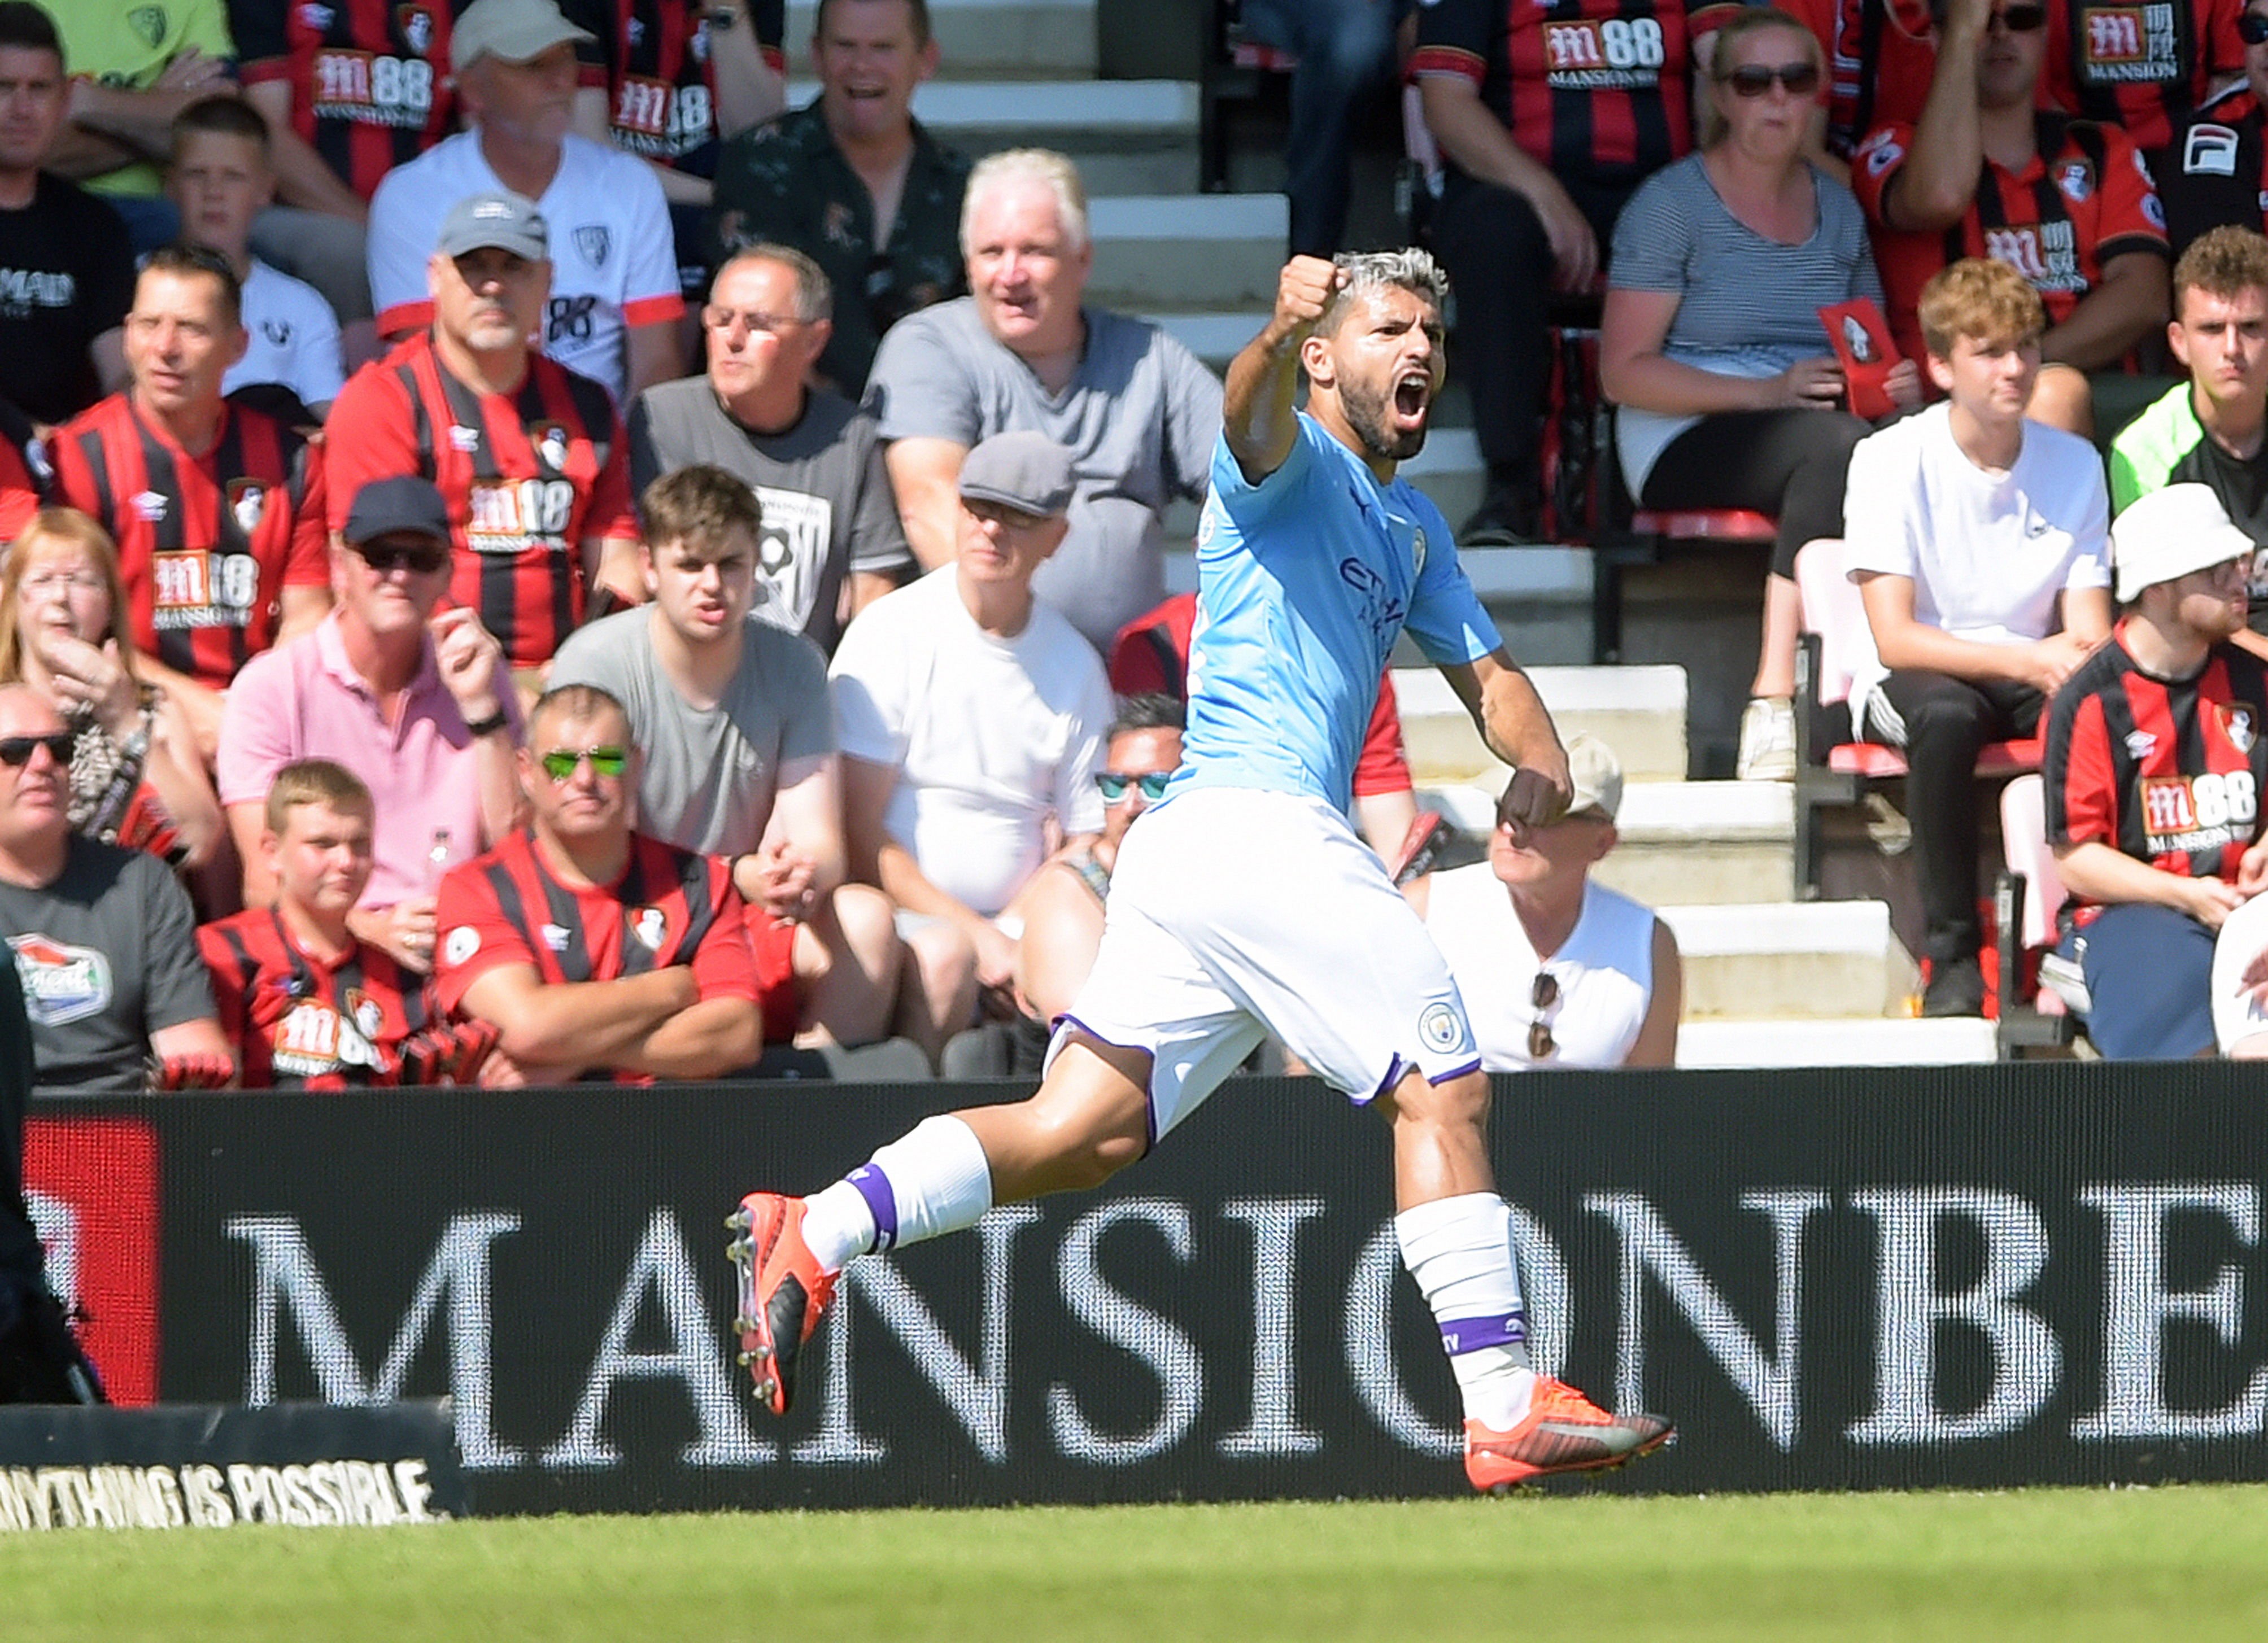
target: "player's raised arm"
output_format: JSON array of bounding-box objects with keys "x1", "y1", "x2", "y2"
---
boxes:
[
  {"x1": 1445, "y1": 649, "x2": 1572, "y2": 841},
  {"x1": 1223, "y1": 256, "x2": 1344, "y2": 484}
]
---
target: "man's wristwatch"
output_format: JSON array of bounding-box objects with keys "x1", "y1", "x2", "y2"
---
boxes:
[{"x1": 464, "y1": 707, "x2": 511, "y2": 739}]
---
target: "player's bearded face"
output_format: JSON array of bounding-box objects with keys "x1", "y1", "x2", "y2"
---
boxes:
[{"x1": 1327, "y1": 291, "x2": 1445, "y2": 464}]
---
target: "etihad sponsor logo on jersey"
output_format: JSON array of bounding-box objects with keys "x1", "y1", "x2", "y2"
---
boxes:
[
  {"x1": 466, "y1": 478, "x2": 575, "y2": 554},
  {"x1": 2141, "y1": 769, "x2": 2257, "y2": 855},
  {"x1": 1983, "y1": 221, "x2": 2092, "y2": 295},
  {"x1": 10, "y1": 934, "x2": 113, "y2": 1028},
  {"x1": 151, "y1": 550, "x2": 260, "y2": 630},
  {"x1": 1541, "y1": 16, "x2": 1666, "y2": 90},
  {"x1": 2080, "y1": 3, "x2": 2180, "y2": 82}
]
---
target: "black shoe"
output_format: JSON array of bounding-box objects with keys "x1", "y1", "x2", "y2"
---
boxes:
[
  {"x1": 1922, "y1": 955, "x2": 1986, "y2": 1018},
  {"x1": 1460, "y1": 488, "x2": 1541, "y2": 547}
]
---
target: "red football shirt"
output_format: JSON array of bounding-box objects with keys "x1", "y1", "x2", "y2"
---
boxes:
[
  {"x1": 324, "y1": 334, "x2": 638, "y2": 670},
  {"x1": 2039, "y1": 0, "x2": 2246, "y2": 154},
  {"x1": 586, "y1": 0, "x2": 787, "y2": 168},
  {"x1": 198, "y1": 908, "x2": 437, "y2": 1090},
  {"x1": 50, "y1": 394, "x2": 330, "y2": 691}
]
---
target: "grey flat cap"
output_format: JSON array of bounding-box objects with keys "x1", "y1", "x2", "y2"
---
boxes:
[
  {"x1": 436, "y1": 191, "x2": 548, "y2": 260},
  {"x1": 958, "y1": 431, "x2": 1076, "y2": 518},
  {"x1": 451, "y1": 0, "x2": 595, "y2": 71}
]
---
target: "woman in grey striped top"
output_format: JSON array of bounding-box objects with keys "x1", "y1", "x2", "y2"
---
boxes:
[{"x1": 1600, "y1": 4, "x2": 1921, "y2": 781}]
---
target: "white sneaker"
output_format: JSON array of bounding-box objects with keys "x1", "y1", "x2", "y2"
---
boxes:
[{"x1": 1737, "y1": 696, "x2": 1797, "y2": 782}]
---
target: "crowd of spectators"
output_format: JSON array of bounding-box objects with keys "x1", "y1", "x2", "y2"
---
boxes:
[{"x1": 2, "y1": 0, "x2": 2268, "y2": 1086}]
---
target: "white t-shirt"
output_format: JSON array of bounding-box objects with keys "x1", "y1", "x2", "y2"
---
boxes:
[
  {"x1": 1423, "y1": 866, "x2": 1659, "y2": 1071},
  {"x1": 1843, "y1": 403, "x2": 2113, "y2": 718},
  {"x1": 830, "y1": 566, "x2": 1112, "y2": 917},
  {"x1": 227, "y1": 260, "x2": 345, "y2": 410},
  {"x1": 365, "y1": 130, "x2": 682, "y2": 405}
]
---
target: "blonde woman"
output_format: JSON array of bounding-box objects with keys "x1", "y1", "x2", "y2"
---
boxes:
[{"x1": 0, "y1": 509, "x2": 221, "y2": 867}]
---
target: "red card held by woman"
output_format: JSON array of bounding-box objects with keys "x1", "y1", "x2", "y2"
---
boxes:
[{"x1": 1819, "y1": 298, "x2": 1901, "y2": 419}]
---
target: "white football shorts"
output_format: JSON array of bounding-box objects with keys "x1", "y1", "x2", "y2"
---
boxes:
[{"x1": 1050, "y1": 785, "x2": 1482, "y2": 1143}]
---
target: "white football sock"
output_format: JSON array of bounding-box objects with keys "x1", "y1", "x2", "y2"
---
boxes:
[
  {"x1": 1395, "y1": 1192, "x2": 1537, "y2": 1430},
  {"x1": 800, "y1": 1115, "x2": 996, "y2": 1273}
]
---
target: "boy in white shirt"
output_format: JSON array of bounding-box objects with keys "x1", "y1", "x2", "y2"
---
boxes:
[
  {"x1": 166, "y1": 97, "x2": 346, "y2": 418},
  {"x1": 1846, "y1": 257, "x2": 2116, "y2": 1016}
]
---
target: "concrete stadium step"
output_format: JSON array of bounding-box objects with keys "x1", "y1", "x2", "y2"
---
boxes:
[
  {"x1": 1677, "y1": 1016, "x2": 1995, "y2": 1069},
  {"x1": 1423, "y1": 779, "x2": 1796, "y2": 907},
  {"x1": 784, "y1": 78, "x2": 1203, "y2": 193},
  {"x1": 1088, "y1": 194, "x2": 1289, "y2": 308},
  {"x1": 1395, "y1": 665, "x2": 1682, "y2": 785},
  {"x1": 1660, "y1": 901, "x2": 1918, "y2": 1020},
  {"x1": 786, "y1": 0, "x2": 1098, "y2": 76}
]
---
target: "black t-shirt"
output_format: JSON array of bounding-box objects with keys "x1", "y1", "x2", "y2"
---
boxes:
[{"x1": 0, "y1": 174, "x2": 135, "y2": 427}]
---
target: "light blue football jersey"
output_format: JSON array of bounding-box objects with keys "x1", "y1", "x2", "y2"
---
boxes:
[{"x1": 1173, "y1": 413, "x2": 1498, "y2": 813}]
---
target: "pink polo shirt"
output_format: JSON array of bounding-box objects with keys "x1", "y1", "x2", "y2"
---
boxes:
[{"x1": 216, "y1": 612, "x2": 522, "y2": 909}]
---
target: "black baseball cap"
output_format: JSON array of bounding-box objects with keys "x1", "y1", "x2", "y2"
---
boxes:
[{"x1": 344, "y1": 476, "x2": 452, "y2": 546}]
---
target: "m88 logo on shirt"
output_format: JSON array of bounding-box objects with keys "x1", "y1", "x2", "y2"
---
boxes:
[
  {"x1": 2080, "y1": 3, "x2": 2178, "y2": 82},
  {"x1": 1983, "y1": 222, "x2": 2089, "y2": 294},
  {"x1": 1543, "y1": 17, "x2": 1665, "y2": 88},
  {"x1": 152, "y1": 552, "x2": 259, "y2": 630},
  {"x1": 311, "y1": 50, "x2": 435, "y2": 126},
  {"x1": 613, "y1": 77, "x2": 714, "y2": 156},
  {"x1": 2141, "y1": 770, "x2": 2257, "y2": 851},
  {"x1": 467, "y1": 479, "x2": 574, "y2": 554}
]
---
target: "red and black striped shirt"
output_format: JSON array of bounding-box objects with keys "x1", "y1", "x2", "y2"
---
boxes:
[
  {"x1": 2045, "y1": 623, "x2": 2268, "y2": 918},
  {"x1": 431, "y1": 827, "x2": 757, "y2": 1082},
  {"x1": 1411, "y1": 0, "x2": 1738, "y2": 184},
  {"x1": 232, "y1": 0, "x2": 468, "y2": 202},
  {"x1": 50, "y1": 394, "x2": 330, "y2": 692},
  {"x1": 2040, "y1": 0, "x2": 2246, "y2": 155},
  {"x1": 325, "y1": 334, "x2": 639, "y2": 670},
  {"x1": 586, "y1": 0, "x2": 786, "y2": 169},
  {"x1": 198, "y1": 908, "x2": 435, "y2": 1090},
  {"x1": 1786, "y1": 0, "x2": 1940, "y2": 158},
  {"x1": 1853, "y1": 113, "x2": 2171, "y2": 366}
]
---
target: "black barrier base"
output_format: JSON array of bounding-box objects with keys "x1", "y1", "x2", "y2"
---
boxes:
[
  {"x1": 25, "y1": 1064, "x2": 2268, "y2": 1515},
  {"x1": 0, "y1": 1401, "x2": 465, "y2": 1529}
]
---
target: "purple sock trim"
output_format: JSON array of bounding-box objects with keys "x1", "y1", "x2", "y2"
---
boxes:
[
  {"x1": 845, "y1": 1164, "x2": 897, "y2": 1253},
  {"x1": 1440, "y1": 1311, "x2": 1528, "y2": 1356}
]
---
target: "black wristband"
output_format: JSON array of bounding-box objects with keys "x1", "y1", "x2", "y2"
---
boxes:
[{"x1": 464, "y1": 708, "x2": 510, "y2": 739}]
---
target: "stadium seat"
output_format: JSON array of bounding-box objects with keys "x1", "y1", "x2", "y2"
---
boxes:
[
  {"x1": 1593, "y1": 506, "x2": 1775, "y2": 665},
  {"x1": 1790, "y1": 539, "x2": 2044, "y2": 897}
]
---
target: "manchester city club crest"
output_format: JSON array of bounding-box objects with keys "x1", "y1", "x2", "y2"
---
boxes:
[{"x1": 574, "y1": 225, "x2": 611, "y2": 268}]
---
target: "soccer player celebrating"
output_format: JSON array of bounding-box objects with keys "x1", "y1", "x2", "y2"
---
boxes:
[{"x1": 727, "y1": 252, "x2": 1675, "y2": 1493}]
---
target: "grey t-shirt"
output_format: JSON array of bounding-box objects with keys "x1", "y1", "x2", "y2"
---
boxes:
[
  {"x1": 1609, "y1": 155, "x2": 1886, "y2": 495},
  {"x1": 0, "y1": 839, "x2": 215, "y2": 1095},
  {"x1": 864, "y1": 297, "x2": 1223, "y2": 649},
  {"x1": 549, "y1": 607, "x2": 837, "y2": 857},
  {"x1": 627, "y1": 382, "x2": 914, "y2": 655}
]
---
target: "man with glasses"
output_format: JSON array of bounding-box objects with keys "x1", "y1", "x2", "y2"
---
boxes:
[
  {"x1": 326, "y1": 191, "x2": 645, "y2": 678},
  {"x1": 549, "y1": 464, "x2": 903, "y2": 1051},
  {"x1": 2161, "y1": 1, "x2": 2268, "y2": 257},
  {"x1": 0, "y1": 684, "x2": 231, "y2": 1094},
  {"x1": 829, "y1": 429, "x2": 1112, "y2": 1064},
  {"x1": 628, "y1": 246, "x2": 911, "y2": 653},
  {"x1": 1016, "y1": 693, "x2": 1183, "y2": 1031},
  {"x1": 2043, "y1": 484, "x2": 2268, "y2": 1058},
  {"x1": 219, "y1": 476, "x2": 524, "y2": 976},
  {"x1": 1410, "y1": 733, "x2": 1681, "y2": 1069},
  {"x1": 707, "y1": 0, "x2": 965, "y2": 399},
  {"x1": 1853, "y1": 0, "x2": 2172, "y2": 438},
  {"x1": 433, "y1": 682, "x2": 766, "y2": 1085}
]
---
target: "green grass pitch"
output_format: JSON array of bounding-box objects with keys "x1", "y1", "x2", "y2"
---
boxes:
[{"x1": 7, "y1": 1485, "x2": 2267, "y2": 1642}]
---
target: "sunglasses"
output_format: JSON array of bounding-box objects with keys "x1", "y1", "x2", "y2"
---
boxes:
[
  {"x1": 2244, "y1": 11, "x2": 2268, "y2": 42},
  {"x1": 356, "y1": 539, "x2": 452, "y2": 576},
  {"x1": 1097, "y1": 771, "x2": 1171, "y2": 803},
  {"x1": 1988, "y1": 3, "x2": 2047, "y2": 28},
  {"x1": 538, "y1": 745, "x2": 629, "y2": 781},
  {"x1": 0, "y1": 732, "x2": 73, "y2": 768},
  {"x1": 1722, "y1": 60, "x2": 1821, "y2": 97},
  {"x1": 1527, "y1": 971, "x2": 1562, "y2": 1061},
  {"x1": 701, "y1": 305, "x2": 803, "y2": 333}
]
